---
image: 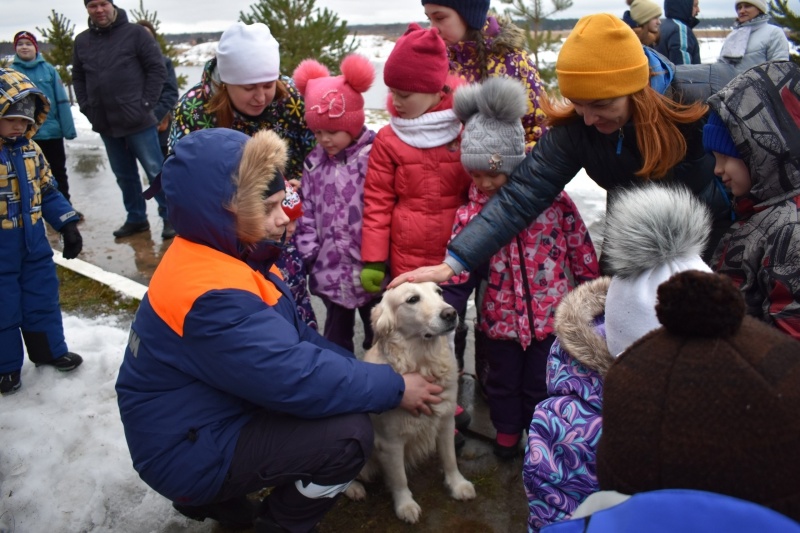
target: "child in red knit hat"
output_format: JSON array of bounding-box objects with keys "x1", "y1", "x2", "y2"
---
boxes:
[
  {"x1": 292, "y1": 54, "x2": 381, "y2": 353},
  {"x1": 359, "y1": 23, "x2": 473, "y2": 448},
  {"x1": 360, "y1": 23, "x2": 471, "y2": 289}
]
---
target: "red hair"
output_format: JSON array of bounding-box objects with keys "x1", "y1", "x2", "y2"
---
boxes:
[{"x1": 541, "y1": 86, "x2": 707, "y2": 178}]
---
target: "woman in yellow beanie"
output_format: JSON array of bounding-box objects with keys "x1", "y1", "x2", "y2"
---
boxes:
[{"x1": 390, "y1": 14, "x2": 730, "y2": 287}]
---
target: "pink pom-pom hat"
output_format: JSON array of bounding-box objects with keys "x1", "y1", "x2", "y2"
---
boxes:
[{"x1": 292, "y1": 54, "x2": 375, "y2": 138}]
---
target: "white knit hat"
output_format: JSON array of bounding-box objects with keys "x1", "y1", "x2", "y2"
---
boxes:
[
  {"x1": 738, "y1": 0, "x2": 768, "y2": 14},
  {"x1": 216, "y1": 22, "x2": 280, "y2": 85}
]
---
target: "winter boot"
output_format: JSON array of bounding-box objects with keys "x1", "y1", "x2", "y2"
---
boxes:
[
  {"x1": 35, "y1": 352, "x2": 83, "y2": 372},
  {"x1": 0, "y1": 371, "x2": 21, "y2": 395}
]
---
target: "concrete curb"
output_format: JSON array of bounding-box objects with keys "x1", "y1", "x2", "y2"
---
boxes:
[{"x1": 53, "y1": 254, "x2": 148, "y2": 301}]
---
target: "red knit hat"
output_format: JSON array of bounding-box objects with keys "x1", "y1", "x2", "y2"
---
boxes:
[
  {"x1": 13, "y1": 31, "x2": 39, "y2": 55},
  {"x1": 384, "y1": 23, "x2": 448, "y2": 94},
  {"x1": 293, "y1": 54, "x2": 374, "y2": 138}
]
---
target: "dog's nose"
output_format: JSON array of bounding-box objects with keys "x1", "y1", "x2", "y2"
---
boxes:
[{"x1": 441, "y1": 307, "x2": 457, "y2": 323}]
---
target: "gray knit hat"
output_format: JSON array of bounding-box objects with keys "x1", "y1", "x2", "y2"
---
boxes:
[{"x1": 455, "y1": 77, "x2": 527, "y2": 174}]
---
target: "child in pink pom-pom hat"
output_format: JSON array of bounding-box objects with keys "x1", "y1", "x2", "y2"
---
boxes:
[{"x1": 292, "y1": 54, "x2": 380, "y2": 353}]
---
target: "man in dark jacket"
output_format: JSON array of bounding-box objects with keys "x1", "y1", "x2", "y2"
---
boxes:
[
  {"x1": 656, "y1": 0, "x2": 702, "y2": 65},
  {"x1": 73, "y1": 0, "x2": 174, "y2": 239},
  {"x1": 135, "y1": 19, "x2": 179, "y2": 159}
]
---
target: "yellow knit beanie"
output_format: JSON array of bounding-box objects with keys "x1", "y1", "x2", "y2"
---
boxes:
[{"x1": 556, "y1": 13, "x2": 650, "y2": 100}]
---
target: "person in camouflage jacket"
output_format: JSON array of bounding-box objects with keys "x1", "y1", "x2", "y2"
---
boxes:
[{"x1": 708, "y1": 60, "x2": 800, "y2": 340}]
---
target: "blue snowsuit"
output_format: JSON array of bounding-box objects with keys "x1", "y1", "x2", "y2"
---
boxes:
[{"x1": 0, "y1": 68, "x2": 80, "y2": 373}]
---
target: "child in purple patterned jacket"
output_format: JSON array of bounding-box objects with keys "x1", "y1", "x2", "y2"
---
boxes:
[
  {"x1": 292, "y1": 55, "x2": 379, "y2": 352},
  {"x1": 446, "y1": 77, "x2": 599, "y2": 459},
  {"x1": 522, "y1": 185, "x2": 713, "y2": 532}
]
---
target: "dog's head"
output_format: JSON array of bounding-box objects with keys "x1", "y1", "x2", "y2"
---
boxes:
[{"x1": 372, "y1": 282, "x2": 458, "y2": 340}]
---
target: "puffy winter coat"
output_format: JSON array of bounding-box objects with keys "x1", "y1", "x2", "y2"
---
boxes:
[
  {"x1": 524, "y1": 277, "x2": 612, "y2": 532},
  {"x1": 709, "y1": 61, "x2": 800, "y2": 340},
  {"x1": 656, "y1": 0, "x2": 701, "y2": 65},
  {"x1": 362, "y1": 92, "x2": 472, "y2": 278},
  {"x1": 451, "y1": 186, "x2": 599, "y2": 348},
  {"x1": 115, "y1": 129, "x2": 404, "y2": 505},
  {"x1": 717, "y1": 14, "x2": 790, "y2": 74},
  {"x1": 295, "y1": 127, "x2": 377, "y2": 308},
  {"x1": 72, "y1": 8, "x2": 166, "y2": 137},
  {"x1": 170, "y1": 57, "x2": 314, "y2": 182},
  {"x1": 447, "y1": 15, "x2": 547, "y2": 150},
  {"x1": 447, "y1": 109, "x2": 727, "y2": 270},
  {"x1": 0, "y1": 68, "x2": 78, "y2": 237},
  {"x1": 10, "y1": 54, "x2": 76, "y2": 141}
]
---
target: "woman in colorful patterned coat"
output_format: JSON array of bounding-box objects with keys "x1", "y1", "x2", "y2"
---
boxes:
[
  {"x1": 169, "y1": 22, "x2": 318, "y2": 328},
  {"x1": 422, "y1": 0, "x2": 548, "y2": 150}
]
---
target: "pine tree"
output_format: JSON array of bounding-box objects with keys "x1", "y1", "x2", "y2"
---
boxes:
[
  {"x1": 239, "y1": 0, "x2": 357, "y2": 75},
  {"x1": 500, "y1": 0, "x2": 573, "y2": 89},
  {"x1": 769, "y1": 0, "x2": 800, "y2": 65},
  {"x1": 129, "y1": 0, "x2": 188, "y2": 90},
  {"x1": 36, "y1": 10, "x2": 76, "y2": 103}
]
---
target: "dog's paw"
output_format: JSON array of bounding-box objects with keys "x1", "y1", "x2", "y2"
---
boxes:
[
  {"x1": 344, "y1": 480, "x2": 366, "y2": 501},
  {"x1": 449, "y1": 479, "x2": 476, "y2": 500},
  {"x1": 395, "y1": 499, "x2": 422, "y2": 524}
]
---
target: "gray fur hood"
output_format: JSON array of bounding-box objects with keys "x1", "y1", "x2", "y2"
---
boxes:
[
  {"x1": 707, "y1": 60, "x2": 800, "y2": 206},
  {"x1": 554, "y1": 277, "x2": 614, "y2": 376}
]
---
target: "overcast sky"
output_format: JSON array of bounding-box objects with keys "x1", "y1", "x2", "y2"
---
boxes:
[{"x1": 5, "y1": 0, "x2": 800, "y2": 41}]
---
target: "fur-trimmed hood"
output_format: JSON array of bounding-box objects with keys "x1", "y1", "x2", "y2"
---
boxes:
[
  {"x1": 162, "y1": 128, "x2": 287, "y2": 261},
  {"x1": 554, "y1": 277, "x2": 613, "y2": 375},
  {"x1": 707, "y1": 61, "x2": 800, "y2": 207},
  {"x1": 0, "y1": 67, "x2": 49, "y2": 143}
]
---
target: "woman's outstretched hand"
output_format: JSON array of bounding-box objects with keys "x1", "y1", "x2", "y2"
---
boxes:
[{"x1": 387, "y1": 263, "x2": 455, "y2": 289}]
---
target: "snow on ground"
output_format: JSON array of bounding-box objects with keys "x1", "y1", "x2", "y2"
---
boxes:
[{"x1": 0, "y1": 35, "x2": 730, "y2": 532}]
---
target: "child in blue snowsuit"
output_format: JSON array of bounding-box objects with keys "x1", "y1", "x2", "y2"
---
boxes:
[{"x1": 0, "y1": 68, "x2": 84, "y2": 395}]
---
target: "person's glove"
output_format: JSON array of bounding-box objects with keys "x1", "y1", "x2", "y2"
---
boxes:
[
  {"x1": 360, "y1": 262, "x2": 386, "y2": 293},
  {"x1": 61, "y1": 221, "x2": 83, "y2": 259}
]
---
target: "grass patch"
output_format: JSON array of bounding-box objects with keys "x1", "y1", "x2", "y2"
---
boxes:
[{"x1": 57, "y1": 265, "x2": 140, "y2": 320}]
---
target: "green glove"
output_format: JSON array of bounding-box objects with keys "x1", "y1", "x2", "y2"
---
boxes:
[{"x1": 360, "y1": 262, "x2": 386, "y2": 293}]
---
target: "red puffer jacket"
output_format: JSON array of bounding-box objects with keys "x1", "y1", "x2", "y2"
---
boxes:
[{"x1": 361, "y1": 91, "x2": 471, "y2": 278}]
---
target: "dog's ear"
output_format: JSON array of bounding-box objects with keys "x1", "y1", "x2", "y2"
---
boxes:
[{"x1": 371, "y1": 296, "x2": 395, "y2": 338}]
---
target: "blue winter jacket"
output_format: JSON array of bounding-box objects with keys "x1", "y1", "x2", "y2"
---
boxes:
[
  {"x1": 0, "y1": 68, "x2": 78, "y2": 242},
  {"x1": 656, "y1": 0, "x2": 701, "y2": 65},
  {"x1": 115, "y1": 129, "x2": 404, "y2": 505},
  {"x1": 10, "y1": 54, "x2": 77, "y2": 141}
]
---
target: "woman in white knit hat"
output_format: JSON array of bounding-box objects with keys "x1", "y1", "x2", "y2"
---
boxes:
[
  {"x1": 717, "y1": 1, "x2": 790, "y2": 73},
  {"x1": 170, "y1": 21, "x2": 318, "y2": 330}
]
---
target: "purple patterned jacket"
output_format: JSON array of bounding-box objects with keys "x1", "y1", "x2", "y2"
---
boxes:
[
  {"x1": 523, "y1": 277, "x2": 614, "y2": 532},
  {"x1": 447, "y1": 16, "x2": 547, "y2": 150},
  {"x1": 295, "y1": 127, "x2": 376, "y2": 308}
]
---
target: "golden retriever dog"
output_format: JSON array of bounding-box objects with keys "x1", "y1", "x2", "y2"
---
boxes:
[{"x1": 344, "y1": 282, "x2": 476, "y2": 523}]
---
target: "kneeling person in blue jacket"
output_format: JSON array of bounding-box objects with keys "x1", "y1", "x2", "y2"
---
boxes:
[
  {"x1": 115, "y1": 128, "x2": 443, "y2": 532},
  {"x1": 0, "y1": 68, "x2": 83, "y2": 396}
]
